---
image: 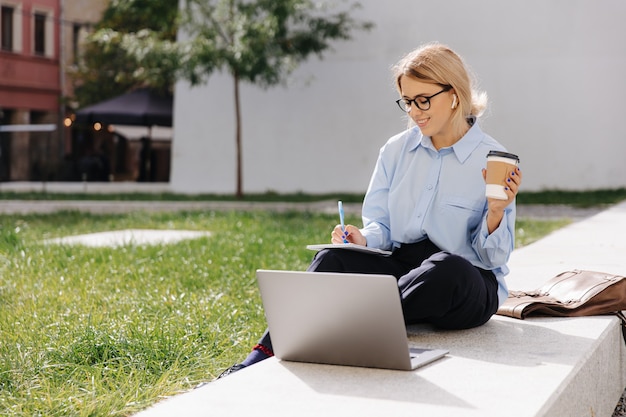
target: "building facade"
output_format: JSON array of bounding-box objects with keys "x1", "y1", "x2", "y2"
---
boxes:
[
  {"x1": 0, "y1": 0, "x2": 106, "y2": 182},
  {"x1": 0, "y1": 0, "x2": 60, "y2": 181}
]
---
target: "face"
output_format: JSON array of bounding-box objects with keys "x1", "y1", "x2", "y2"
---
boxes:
[{"x1": 399, "y1": 76, "x2": 455, "y2": 145}]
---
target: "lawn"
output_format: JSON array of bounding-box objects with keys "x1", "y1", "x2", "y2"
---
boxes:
[{"x1": 0, "y1": 209, "x2": 569, "y2": 416}]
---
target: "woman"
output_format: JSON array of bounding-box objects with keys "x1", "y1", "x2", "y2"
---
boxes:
[{"x1": 219, "y1": 42, "x2": 521, "y2": 378}]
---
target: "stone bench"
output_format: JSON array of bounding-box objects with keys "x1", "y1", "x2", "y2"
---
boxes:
[{"x1": 136, "y1": 201, "x2": 626, "y2": 417}]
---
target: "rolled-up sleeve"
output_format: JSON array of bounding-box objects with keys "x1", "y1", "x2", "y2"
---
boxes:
[{"x1": 473, "y1": 204, "x2": 516, "y2": 269}]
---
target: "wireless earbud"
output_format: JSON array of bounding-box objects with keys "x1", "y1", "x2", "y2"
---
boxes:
[{"x1": 451, "y1": 94, "x2": 457, "y2": 109}]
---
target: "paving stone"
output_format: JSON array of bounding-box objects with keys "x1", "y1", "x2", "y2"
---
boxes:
[{"x1": 44, "y1": 229, "x2": 211, "y2": 247}]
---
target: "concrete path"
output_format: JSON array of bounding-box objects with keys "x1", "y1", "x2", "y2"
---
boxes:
[
  {"x1": 0, "y1": 180, "x2": 607, "y2": 219},
  {"x1": 132, "y1": 201, "x2": 626, "y2": 417},
  {"x1": 0, "y1": 198, "x2": 606, "y2": 221}
]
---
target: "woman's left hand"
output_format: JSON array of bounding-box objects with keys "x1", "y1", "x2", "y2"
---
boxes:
[
  {"x1": 482, "y1": 166, "x2": 522, "y2": 233},
  {"x1": 483, "y1": 166, "x2": 522, "y2": 209}
]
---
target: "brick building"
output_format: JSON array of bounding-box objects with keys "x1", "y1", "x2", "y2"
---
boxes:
[
  {"x1": 0, "y1": 0, "x2": 60, "y2": 180},
  {"x1": 0, "y1": 0, "x2": 106, "y2": 181}
]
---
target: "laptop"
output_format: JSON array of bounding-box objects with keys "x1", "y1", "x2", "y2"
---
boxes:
[{"x1": 256, "y1": 270, "x2": 449, "y2": 371}]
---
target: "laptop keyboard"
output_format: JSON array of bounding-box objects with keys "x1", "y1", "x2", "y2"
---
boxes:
[{"x1": 409, "y1": 347, "x2": 428, "y2": 358}]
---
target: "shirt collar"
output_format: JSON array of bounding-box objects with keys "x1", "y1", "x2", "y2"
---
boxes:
[{"x1": 410, "y1": 116, "x2": 484, "y2": 163}]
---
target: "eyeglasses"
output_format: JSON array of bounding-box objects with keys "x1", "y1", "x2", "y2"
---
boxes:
[{"x1": 395, "y1": 86, "x2": 452, "y2": 112}]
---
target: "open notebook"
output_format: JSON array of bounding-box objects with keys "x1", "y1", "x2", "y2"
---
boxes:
[{"x1": 306, "y1": 243, "x2": 392, "y2": 256}]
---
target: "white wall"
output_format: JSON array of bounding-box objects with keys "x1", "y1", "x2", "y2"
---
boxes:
[{"x1": 171, "y1": 0, "x2": 626, "y2": 194}]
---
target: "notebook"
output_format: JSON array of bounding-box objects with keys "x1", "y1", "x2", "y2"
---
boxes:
[
  {"x1": 256, "y1": 269, "x2": 449, "y2": 371},
  {"x1": 306, "y1": 243, "x2": 392, "y2": 256}
]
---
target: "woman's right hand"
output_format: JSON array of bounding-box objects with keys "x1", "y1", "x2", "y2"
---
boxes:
[{"x1": 331, "y1": 224, "x2": 367, "y2": 246}]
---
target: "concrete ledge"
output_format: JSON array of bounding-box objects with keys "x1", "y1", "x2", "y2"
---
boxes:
[{"x1": 135, "y1": 201, "x2": 626, "y2": 417}]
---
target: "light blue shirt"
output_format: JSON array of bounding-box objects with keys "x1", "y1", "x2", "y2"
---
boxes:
[{"x1": 360, "y1": 120, "x2": 515, "y2": 305}]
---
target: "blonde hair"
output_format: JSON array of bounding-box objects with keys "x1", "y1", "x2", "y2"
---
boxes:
[{"x1": 392, "y1": 43, "x2": 487, "y2": 136}]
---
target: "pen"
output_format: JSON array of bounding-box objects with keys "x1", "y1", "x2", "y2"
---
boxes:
[{"x1": 338, "y1": 200, "x2": 348, "y2": 243}]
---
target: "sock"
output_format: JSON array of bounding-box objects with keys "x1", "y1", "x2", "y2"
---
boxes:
[{"x1": 240, "y1": 343, "x2": 274, "y2": 367}]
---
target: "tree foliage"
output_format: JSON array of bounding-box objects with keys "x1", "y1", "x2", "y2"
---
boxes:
[
  {"x1": 98, "y1": 0, "x2": 178, "y2": 39},
  {"x1": 180, "y1": 0, "x2": 373, "y2": 87},
  {"x1": 70, "y1": 0, "x2": 179, "y2": 108}
]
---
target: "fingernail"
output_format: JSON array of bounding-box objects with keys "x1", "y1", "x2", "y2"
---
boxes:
[
  {"x1": 505, "y1": 187, "x2": 509, "y2": 191},
  {"x1": 507, "y1": 178, "x2": 511, "y2": 182},
  {"x1": 511, "y1": 172, "x2": 515, "y2": 175}
]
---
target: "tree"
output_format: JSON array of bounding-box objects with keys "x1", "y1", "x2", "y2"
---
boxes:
[
  {"x1": 70, "y1": 0, "x2": 179, "y2": 107},
  {"x1": 179, "y1": 0, "x2": 373, "y2": 198}
]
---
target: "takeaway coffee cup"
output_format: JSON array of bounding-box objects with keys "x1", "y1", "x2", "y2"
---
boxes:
[{"x1": 485, "y1": 151, "x2": 520, "y2": 200}]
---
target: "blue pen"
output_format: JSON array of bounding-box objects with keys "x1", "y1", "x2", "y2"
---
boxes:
[{"x1": 338, "y1": 200, "x2": 348, "y2": 243}]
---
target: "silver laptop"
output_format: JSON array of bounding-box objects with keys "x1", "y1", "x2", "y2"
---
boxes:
[{"x1": 256, "y1": 270, "x2": 448, "y2": 371}]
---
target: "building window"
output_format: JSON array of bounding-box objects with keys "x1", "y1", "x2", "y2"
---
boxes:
[
  {"x1": 34, "y1": 12, "x2": 46, "y2": 56},
  {"x1": 1, "y1": 5, "x2": 14, "y2": 52},
  {"x1": 72, "y1": 23, "x2": 81, "y2": 64}
]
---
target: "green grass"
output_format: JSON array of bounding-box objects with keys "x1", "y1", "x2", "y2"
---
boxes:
[
  {"x1": 516, "y1": 188, "x2": 626, "y2": 207},
  {"x1": 0, "y1": 191, "x2": 366, "y2": 204},
  {"x1": 0, "y1": 209, "x2": 569, "y2": 416}
]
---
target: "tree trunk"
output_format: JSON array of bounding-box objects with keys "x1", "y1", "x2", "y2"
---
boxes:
[{"x1": 233, "y1": 71, "x2": 243, "y2": 199}]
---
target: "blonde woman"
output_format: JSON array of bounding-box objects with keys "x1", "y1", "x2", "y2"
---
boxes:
[{"x1": 219, "y1": 43, "x2": 522, "y2": 378}]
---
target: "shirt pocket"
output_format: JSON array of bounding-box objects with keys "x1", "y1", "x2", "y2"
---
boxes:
[{"x1": 439, "y1": 195, "x2": 485, "y2": 230}]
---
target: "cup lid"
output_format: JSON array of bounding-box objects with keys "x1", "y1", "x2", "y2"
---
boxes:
[{"x1": 487, "y1": 150, "x2": 519, "y2": 162}]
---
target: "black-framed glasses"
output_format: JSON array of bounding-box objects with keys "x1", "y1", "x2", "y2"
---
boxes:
[{"x1": 395, "y1": 85, "x2": 452, "y2": 112}]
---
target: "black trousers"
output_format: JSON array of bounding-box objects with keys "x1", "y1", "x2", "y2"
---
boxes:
[{"x1": 258, "y1": 239, "x2": 499, "y2": 350}]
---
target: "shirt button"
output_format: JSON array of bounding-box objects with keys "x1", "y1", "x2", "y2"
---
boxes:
[{"x1": 427, "y1": 184, "x2": 433, "y2": 190}]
